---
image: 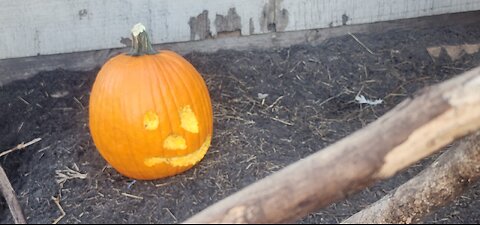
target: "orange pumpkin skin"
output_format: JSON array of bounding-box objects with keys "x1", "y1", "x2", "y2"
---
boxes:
[{"x1": 89, "y1": 50, "x2": 213, "y2": 180}]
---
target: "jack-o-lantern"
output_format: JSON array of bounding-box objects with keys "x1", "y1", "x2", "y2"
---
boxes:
[{"x1": 89, "y1": 23, "x2": 213, "y2": 180}]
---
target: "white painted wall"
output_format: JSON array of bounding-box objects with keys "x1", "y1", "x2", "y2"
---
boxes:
[
  {"x1": 1, "y1": 0, "x2": 480, "y2": 60},
  {"x1": 0, "y1": 0, "x2": 268, "y2": 59},
  {"x1": 280, "y1": 0, "x2": 480, "y2": 31}
]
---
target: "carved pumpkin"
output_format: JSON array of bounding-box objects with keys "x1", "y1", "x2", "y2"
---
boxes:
[{"x1": 89, "y1": 24, "x2": 213, "y2": 180}]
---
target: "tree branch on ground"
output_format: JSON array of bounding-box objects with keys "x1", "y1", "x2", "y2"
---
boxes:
[{"x1": 184, "y1": 66, "x2": 480, "y2": 224}]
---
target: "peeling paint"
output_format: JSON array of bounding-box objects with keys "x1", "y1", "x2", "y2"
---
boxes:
[
  {"x1": 260, "y1": 0, "x2": 289, "y2": 32},
  {"x1": 260, "y1": 0, "x2": 276, "y2": 32},
  {"x1": 249, "y1": 18, "x2": 255, "y2": 35},
  {"x1": 342, "y1": 14, "x2": 350, "y2": 25},
  {"x1": 34, "y1": 29, "x2": 40, "y2": 56},
  {"x1": 188, "y1": 10, "x2": 212, "y2": 41},
  {"x1": 215, "y1": 8, "x2": 242, "y2": 38},
  {"x1": 79, "y1": 9, "x2": 88, "y2": 20},
  {"x1": 276, "y1": 7, "x2": 289, "y2": 32}
]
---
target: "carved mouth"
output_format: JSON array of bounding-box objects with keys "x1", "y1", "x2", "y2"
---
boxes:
[{"x1": 144, "y1": 135, "x2": 211, "y2": 168}]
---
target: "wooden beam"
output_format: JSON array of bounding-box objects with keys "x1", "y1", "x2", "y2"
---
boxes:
[
  {"x1": 183, "y1": 66, "x2": 480, "y2": 224},
  {"x1": 0, "y1": 165, "x2": 27, "y2": 224},
  {"x1": 342, "y1": 131, "x2": 480, "y2": 224}
]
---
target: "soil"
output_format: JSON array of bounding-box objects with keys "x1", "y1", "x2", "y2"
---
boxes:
[{"x1": 1, "y1": 22, "x2": 480, "y2": 224}]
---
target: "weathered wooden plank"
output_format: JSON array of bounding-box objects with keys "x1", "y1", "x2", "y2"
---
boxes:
[
  {"x1": 1, "y1": 0, "x2": 479, "y2": 60},
  {"x1": 0, "y1": 0, "x2": 268, "y2": 59},
  {"x1": 2, "y1": 10, "x2": 480, "y2": 86},
  {"x1": 280, "y1": 0, "x2": 480, "y2": 31}
]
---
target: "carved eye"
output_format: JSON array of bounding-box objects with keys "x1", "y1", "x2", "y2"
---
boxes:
[{"x1": 180, "y1": 105, "x2": 199, "y2": 133}]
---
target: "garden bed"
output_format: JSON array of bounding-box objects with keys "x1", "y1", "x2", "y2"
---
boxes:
[{"x1": 1, "y1": 21, "x2": 480, "y2": 224}]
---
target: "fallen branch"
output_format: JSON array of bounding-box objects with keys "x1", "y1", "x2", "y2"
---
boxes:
[
  {"x1": 184, "y1": 66, "x2": 480, "y2": 224},
  {"x1": 0, "y1": 138, "x2": 42, "y2": 158},
  {"x1": 0, "y1": 165, "x2": 27, "y2": 224},
  {"x1": 342, "y1": 131, "x2": 480, "y2": 224}
]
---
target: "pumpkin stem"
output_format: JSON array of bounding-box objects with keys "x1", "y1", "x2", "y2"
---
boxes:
[{"x1": 128, "y1": 23, "x2": 158, "y2": 56}]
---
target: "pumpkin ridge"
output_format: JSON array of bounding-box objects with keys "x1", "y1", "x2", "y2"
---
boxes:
[
  {"x1": 104, "y1": 68, "x2": 125, "y2": 166},
  {"x1": 144, "y1": 59, "x2": 160, "y2": 129},
  {"x1": 94, "y1": 67, "x2": 130, "y2": 172},
  {"x1": 178, "y1": 57, "x2": 214, "y2": 134},
  {"x1": 162, "y1": 53, "x2": 213, "y2": 134},
  {"x1": 146, "y1": 57, "x2": 175, "y2": 160},
  {"x1": 158, "y1": 54, "x2": 204, "y2": 147},
  {"x1": 96, "y1": 70, "x2": 111, "y2": 162},
  {"x1": 126, "y1": 64, "x2": 148, "y2": 176},
  {"x1": 163, "y1": 58, "x2": 196, "y2": 148},
  {"x1": 150, "y1": 56, "x2": 188, "y2": 158},
  {"x1": 153, "y1": 55, "x2": 200, "y2": 149},
  {"x1": 143, "y1": 60, "x2": 164, "y2": 169}
]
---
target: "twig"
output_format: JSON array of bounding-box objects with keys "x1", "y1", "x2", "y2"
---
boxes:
[
  {"x1": 266, "y1": 96, "x2": 284, "y2": 110},
  {"x1": 363, "y1": 64, "x2": 369, "y2": 79},
  {"x1": 0, "y1": 138, "x2": 42, "y2": 158},
  {"x1": 37, "y1": 146, "x2": 51, "y2": 153},
  {"x1": 17, "y1": 96, "x2": 30, "y2": 106},
  {"x1": 73, "y1": 97, "x2": 85, "y2": 110},
  {"x1": 121, "y1": 193, "x2": 144, "y2": 200},
  {"x1": 155, "y1": 181, "x2": 174, "y2": 187},
  {"x1": 317, "y1": 93, "x2": 345, "y2": 107},
  {"x1": 164, "y1": 208, "x2": 178, "y2": 222},
  {"x1": 17, "y1": 122, "x2": 24, "y2": 133},
  {"x1": 0, "y1": 165, "x2": 27, "y2": 224},
  {"x1": 219, "y1": 116, "x2": 255, "y2": 125},
  {"x1": 51, "y1": 196, "x2": 66, "y2": 224},
  {"x1": 348, "y1": 33, "x2": 376, "y2": 55},
  {"x1": 55, "y1": 167, "x2": 87, "y2": 188},
  {"x1": 355, "y1": 85, "x2": 365, "y2": 99},
  {"x1": 289, "y1": 61, "x2": 304, "y2": 73},
  {"x1": 270, "y1": 117, "x2": 294, "y2": 126}
]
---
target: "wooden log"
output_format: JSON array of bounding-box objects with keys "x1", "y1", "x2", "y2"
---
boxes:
[
  {"x1": 0, "y1": 165, "x2": 27, "y2": 224},
  {"x1": 183, "y1": 66, "x2": 480, "y2": 224},
  {"x1": 342, "y1": 131, "x2": 480, "y2": 224}
]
